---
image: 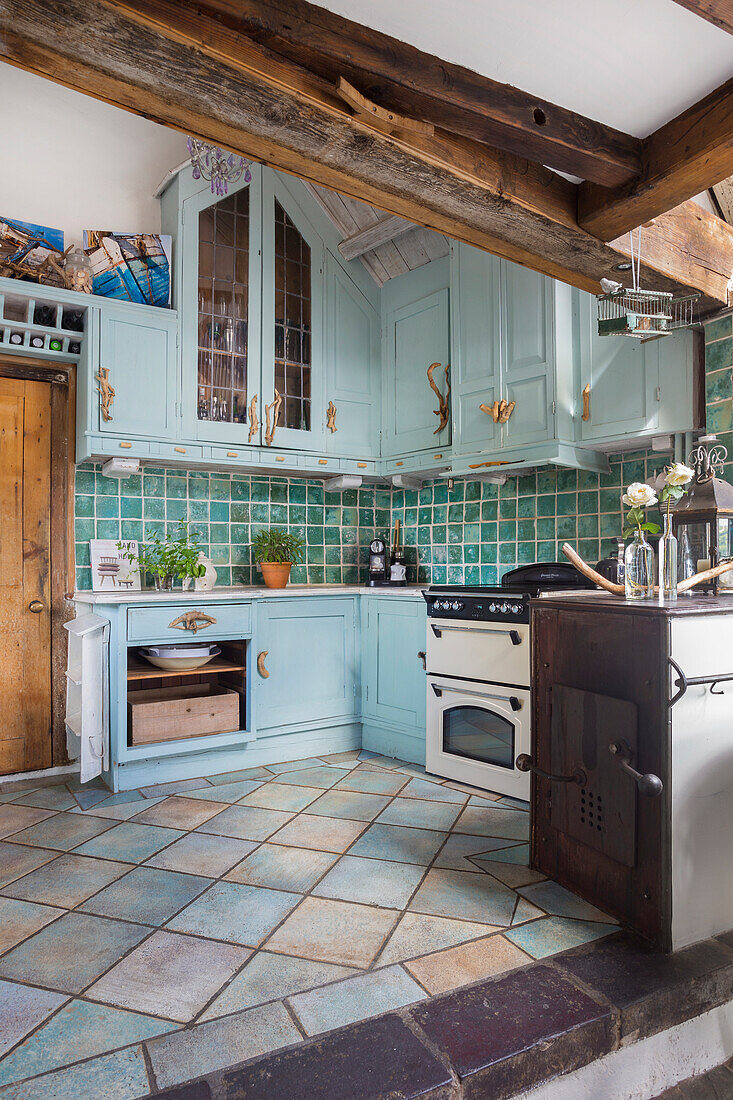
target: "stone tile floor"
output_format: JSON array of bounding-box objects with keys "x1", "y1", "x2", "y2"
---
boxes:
[{"x1": 0, "y1": 750, "x2": 618, "y2": 1098}]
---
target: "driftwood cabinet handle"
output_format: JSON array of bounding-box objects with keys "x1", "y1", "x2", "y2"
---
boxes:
[
  {"x1": 326, "y1": 401, "x2": 337, "y2": 433},
  {"x1": 257, "y1": 651, "x2": 270, "y2": 678},
  {"x1": 417, "y1": 650, "x2": 426, "y2": 670},
  {"x1": 264, "y1": 391, "x2": 282, "y2": 446},
  {"x1": 582, "y1": 384, "x2": 591, "y2": 421},
  {"x1": 168, "y1": 611, "x2": 216, "y2": 633},
  {"x1": 96, "y1": 367, "x2": 115, "y2": 422}
]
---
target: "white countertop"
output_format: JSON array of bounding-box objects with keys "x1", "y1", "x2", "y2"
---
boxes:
[{"x1": 73, "y1": 584, "x2": 427, "y2": 605}]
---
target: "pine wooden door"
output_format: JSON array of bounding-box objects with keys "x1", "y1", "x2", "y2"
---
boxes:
[{"x1": 0, "y1": 377, "x2": 52, "y2": 774}]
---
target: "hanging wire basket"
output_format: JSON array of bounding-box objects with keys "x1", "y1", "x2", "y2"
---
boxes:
[{"x1": 596, "y1": 227, "x2": 700, "y2": 339}]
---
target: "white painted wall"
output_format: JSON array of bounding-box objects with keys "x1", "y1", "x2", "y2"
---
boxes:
[{"x1": 0, "y1": 63, "x2": 188, "y2": 247}]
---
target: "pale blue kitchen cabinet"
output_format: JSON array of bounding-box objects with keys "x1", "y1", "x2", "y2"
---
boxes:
[
  {"x1": 381, "y1": 259, "x2": 451, "y2": 458},
  {"x1": 450, "y1": 242, "x2": 573, "y2": 460},
  {"x1": 323, "y1": 253, "x2": 380, "y2": 456},
  {"x1": 253, "y1": 597, "x2": 359, "y2": 732},
  {"x1": 361, "y1": 594, "x2": 427, "y2": 765},
  {"x1": 574, "y1": 290, "x2": 697, "y2": 444},
  {"x1": 96, "y1": 302, "x2": 179, "y2": 440}
]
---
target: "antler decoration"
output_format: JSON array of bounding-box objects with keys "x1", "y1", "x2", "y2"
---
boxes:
[
  {"x1": 264, "y1": 389, "x2": 283, "y2": 446},
  {"x1": 480, "y1": 399, "x2": 515, "y2": 425},
  {"x1": 561, "y1": 543, "x2": 733, "y2": 595},
  {"x1": 326, "y1": 401, "x2": 337, "y2": 433},
  {"x1": 427, "y1": 362, "x2": 450, "y2": 434},
  {"x1": 248, "y1": 394, "x2": 259, "y2": 443},
  {"x1": 95, "y1": 367, "x2": 115, "y2": 422}
]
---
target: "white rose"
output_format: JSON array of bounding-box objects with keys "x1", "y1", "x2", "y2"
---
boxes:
[
  {"x1": 665, "y1": 462, "x2": 694, "y2": 487},
  {"x1": 622, "y1": 482, "x2": 658, "y2": 508}
]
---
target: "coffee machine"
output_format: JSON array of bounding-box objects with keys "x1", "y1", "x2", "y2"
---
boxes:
[{"x1": 367, "y1": 537, "x2": 391, "y2": 586}]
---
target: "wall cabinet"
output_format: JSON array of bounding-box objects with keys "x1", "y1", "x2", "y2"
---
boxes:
[
  {"x1": 574, "y1": 291, "x2": 697, "y2": 445},
  {"x1": 97, "y1": 304, "x2": 179, "y2": 440},
  {"x1": 253, "y1": 598, "x2": 358, "y2": 731}
]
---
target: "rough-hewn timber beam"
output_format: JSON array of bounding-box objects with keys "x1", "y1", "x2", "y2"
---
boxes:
[
  {"x1": 672, "y1": 1, "x2": 733, "y2": 35},
  {"x1": 1, "y1": 0, "x2": 730, "y2": 311},
  {"x1": 198, "y1": 0, "x2": 642, "y2": 188},
  {"x1": 338, "y1": 215, "x2": 413, "y2": 261},
  {"x1": 579, "y1": 77, "x2": 733, "y2": 241}
]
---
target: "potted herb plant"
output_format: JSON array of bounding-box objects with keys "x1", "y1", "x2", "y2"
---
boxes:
[
  {"x1": 251, "y1": 527, "x2": 304, "y2": 589},
  {"x1": 119, "y1": 521, "x2": 207, "y2": 591}
]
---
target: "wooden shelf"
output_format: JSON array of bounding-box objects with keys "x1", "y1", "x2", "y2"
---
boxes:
[{"x1": 127, "y1": 657, "x2": 246, "y2": 682}]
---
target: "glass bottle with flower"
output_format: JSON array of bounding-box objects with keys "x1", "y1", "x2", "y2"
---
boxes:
[
  {"x1": 622, "y1": 482, "x2": 659, "y2": 600},
  {"x1": 657, "y1": 462, "x2": 694, "y2": 601}
]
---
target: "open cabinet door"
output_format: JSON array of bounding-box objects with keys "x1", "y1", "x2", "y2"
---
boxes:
[{"x1": 261, "y1": 172, "x2": 325, "y2": 453}]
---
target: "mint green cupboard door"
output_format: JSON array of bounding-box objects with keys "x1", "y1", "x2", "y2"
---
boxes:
[
  {"x1": 450, "y1": 243, "x2": 501, "y2": 457},
  {"x1": 97, "y1": 305, "x2": 178, "y2": 439},
  {"x1": 261, "y1": 173, "x2": 325, "y2": 453},
  {"x1": 253, "y1": 599, "x2": 358, "y2": 731},
  {"x1": 361, "y1": 596, "x2": 427, "y2": 732},
  {"x1": 179, "y1": 169, "x2": 262, "y2": 446},
  {"x1": 575, "y1": 292, "x2": 659, "y2": 442},
  {"x1": 501, "y1": 262, "x2": 556, "y2": 447},
  {"x1": 382, "y1": 288, "x2": 450, "y2": 456},
  {"x1": 324, "y1": 254, "x2": 380, "y2": 456}
]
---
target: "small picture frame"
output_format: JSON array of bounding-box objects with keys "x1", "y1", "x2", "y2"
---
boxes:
[{"x1": 89, "y1": 539, "x2": 141, "y2": 592}]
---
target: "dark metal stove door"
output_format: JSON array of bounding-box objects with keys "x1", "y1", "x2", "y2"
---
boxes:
[{"x1": 550, "y1": 684, "x2": 638, "y2": 867}]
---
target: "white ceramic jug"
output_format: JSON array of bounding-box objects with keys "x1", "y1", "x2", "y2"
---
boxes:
[{"x1": 194, "y1": 551, "x2": 217, "y2": 591}]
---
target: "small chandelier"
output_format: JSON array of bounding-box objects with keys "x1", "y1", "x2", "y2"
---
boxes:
[{"x1": 187, "y1": 138, "x2": 252, "y2": 197}]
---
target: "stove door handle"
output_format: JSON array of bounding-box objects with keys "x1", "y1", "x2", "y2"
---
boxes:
[
  {"x1": 432, "y1": 682, "x2": 523, "y2": 710},
  {"x1": 515, "y1": 754, "x2": 586, "y2": 785},
  {"x1": 430, "y1": 623, "x2": 522, "y2": 645},
  {"x1": 609, "y1": 741, "x2": 663, "y2": 797}
]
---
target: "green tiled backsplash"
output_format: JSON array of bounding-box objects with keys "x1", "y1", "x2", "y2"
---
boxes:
[{"x1": 74, "y1": 319, "x2": 732, "y2": 590}]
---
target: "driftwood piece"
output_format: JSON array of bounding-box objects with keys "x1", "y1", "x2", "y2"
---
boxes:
[
  {"x1": 248, "y1": 393, "x2": 259, "y2": 444},
  {"x1": 561, "y1": 542, "x2": 733, "y2": 595},
  {"x1": 264, "y1": 389, "x2": 283, "y2": 446},
  {"x1": 480, "y1": 398, "x2": 515, "y2": 424},
  {"x1": 427, "y1": 362, "x2": 450, "y2": 434},
  {"x1": 168, "y1": 611, "x2": 217, "y2": 633},
  {"x1": 326, "y1": 400, "x2": 337, "y2": 433},
  {"x1": 95, "y1": 367, "x2": 115, "y2": 422}
]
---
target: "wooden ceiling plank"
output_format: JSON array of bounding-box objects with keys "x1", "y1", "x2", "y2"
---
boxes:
[
  {"x1": 579, "y1": 77, "x2": 733, "y2": 241},
  {"x1": 672, "y1": 1, "x2": 733, "y2": 35},
  {"x1": 1, "y1": 0, "x2": 730, "y2": 310},
  {"x1": 338, "y1": 213, "x2": 414, "y2": 261},
  {"x1": 198, "y1": 0, "x2": 642, "y2": 187}
]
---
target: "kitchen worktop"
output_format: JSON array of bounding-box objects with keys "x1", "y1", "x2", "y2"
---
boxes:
[
  {"x1": 73, "y1": 584, "x2": 427, "y2": 605},
  {"x1": 533, "y1": 590, "x2": 733, "y2": 616}
]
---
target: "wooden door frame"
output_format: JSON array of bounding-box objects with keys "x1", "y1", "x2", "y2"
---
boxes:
[{"x1": 0, "y1": 356, "x2": 76, "y2": 768}]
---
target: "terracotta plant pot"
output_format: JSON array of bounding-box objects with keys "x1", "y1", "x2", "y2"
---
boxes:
[{"x1": 260, "y1": 561, "x2": 292, "y2": 589}]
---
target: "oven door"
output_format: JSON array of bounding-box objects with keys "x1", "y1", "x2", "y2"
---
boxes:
[
  {"x1": 426, "y1": 620, "x2": 529, "y2": 686},
  {"x1": 426, "y1": 674, "x2": 530, "y2": 799}
]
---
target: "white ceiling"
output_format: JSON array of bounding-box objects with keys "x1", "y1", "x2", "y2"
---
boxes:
[{"x1": 319, "y1": 0, "x2": 733, "y2": 137}]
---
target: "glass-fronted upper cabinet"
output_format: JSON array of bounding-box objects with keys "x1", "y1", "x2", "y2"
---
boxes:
[
  {"x1": 262, "y1": 174, "x2": 324, "y2": 451},
  {"x1": 179, "y1": 169, "x2": 262, "y2": 445}
]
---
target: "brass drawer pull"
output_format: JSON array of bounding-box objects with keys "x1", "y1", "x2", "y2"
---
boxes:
[
  {"x1": 119, "y1": 441, "x2": 132, "y2": 449},
  {"x1": 96, "y1": 367, "x2": 115, "y2": 422},
  {"x1": 168, "y1": 611, "x2": 216, "y2": 633},
  {"x1": 257, "y1": 650, "x2": 269, "y2": 678},
  {"x1": 318, "y1": 459, "x2": 328, "y2": 466},
  {"x1": 276, "y1": 456, "x2": 285, "y2": 462},
  {"x1": 28, "y1": 599, "x2": 45, "y2": 614},
  {"x1": 227, "y1": 451, "x2": 238, "y2": 458},
  {"x1": 357, "y1": 462, "x2": 367, "y2": 469},
  {"x1": 174, "y1": 447, "x2": 186, "y2": 454}
]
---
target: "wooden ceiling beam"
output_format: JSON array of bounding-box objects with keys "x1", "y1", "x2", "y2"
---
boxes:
[
  {"x1": 197, "y1": 0, "x2": 642, "y2": 188},
  {"x1": 579, "y1": 77, "x2": 733, "y2": 241},
  {"x1": 672, "y1": 1, "x2": 733, "y2": 35},
  {"x1": 1, "y1": 0, "x2": 730, "y2": 311},
  {"x1": 338, "y1": 214, "x2": 414, "y2": 261}
]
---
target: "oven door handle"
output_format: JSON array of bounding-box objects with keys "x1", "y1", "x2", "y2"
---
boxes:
[
  {"x1": 430, "y1": 623, "x2": 522, "y2": 645},
  {"x1": 431, "y1": 682, "x2": 522, "y2": 711}
]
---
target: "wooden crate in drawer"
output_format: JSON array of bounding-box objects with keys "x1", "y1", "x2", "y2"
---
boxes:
[{"x1": 128, "y1": 684, "x2": 240, "y2": 745}]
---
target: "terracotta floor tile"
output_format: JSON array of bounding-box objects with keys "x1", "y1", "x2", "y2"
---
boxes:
[
  {"x1": 80, "y1": 865, "x2": 211, "y2": 925},
  {"x1": 454, "y1": 805, "x2": 530, "y2": 841},
  {"x1": 266, "y1": 896, "x2": 399, "y2": 969},
  {"x1": 14, "y1": 787, "x2": 77, "y2": 812},
  {"x1": 197, "y1": 804, "x2": 294, "y2": 842},
  {"x1": 0, "y1": 843, "x2": 58, "y2": 889},
  {"x1": 138, "y1": 778, "x2": 213, "y2": 797},
  {"x1": 409, "y1": 868, "x2": 517, "y2": 926},
  {"x1": 271, "y1": 766, "x2": 351, "y2": 789},
  {"x1": 0, "y1": 980, "x2": 67, "y2": 1058},
  {"x1": 200, "y1": 952, "x2": 356, "y2": 1020},
  {"x1": 398, "y1": 778, "x2": 467, "y2": 804},
  {"x1": 377, "y1": 912, "x2": 499, "y2": 967},
  {"x1": 238, "y1": 783, "x2": 322, "y2": 813},
  {"x1": 434, "y1": 834, "x2": 523, "y2": 872},
  {"x1": 270, "y1": 813, "x2": 367, "y2": 854},
  {"x1": 166, "y1": 881, "x2": 301, "y2": 947},
  {"x1": 145, "y1": 832, "x2": 257, "y2": 878},
  {"x1": 86, "y1": 930, "x2": 250, "y2": 1022},
  {"x1": 376, "y1": 798, "x2": 462, "y2": 832},
  {"x1": 334, "y1": 769, "x2": 409, "y2": 796},
  {"x1": 404, "y1": 933, "x2": 530, "y2": 994},
  {"x1": 0, "y1": 853, "x2": 132, "y2": 909},
  {"x1": 349, "y1": 823, "x2": 446, "y2": 866},
  {"x1": 130, "y1": 796, "x2": 229, "y2": 830},
  {"x1": 506, "y1": 916, "x2": 614, "y2": 959},
  {"x1": 289, "y1": 965, "x2": 426, "y2": 1035},
  {"x1": 517, "y1": 881, "x2": 617, "y2": 924},
  {"x1": 306, "y1": 789, "x2": 391, "y2": 822},
  {"x1": 313, "y1": 855, "x2": 425, "y2": 909},
  {"x1": 7, "y1": 813, "x2": 115, "y2": 852},
  {"x1": 75, "y1": 822, "x2": 184, "y2": 863},
  {"x1": 184, "y1": 780, "x2": 265, "y2": 804},
  {"x1": 226, "y1": 843, "x2": 337, "y2": 892},
  {"x1": 0, "y1": 804, "x2": 59, "y2": 841},
  {"x1": 0, "y1": 898, "x2": 65, "y2": 955}
]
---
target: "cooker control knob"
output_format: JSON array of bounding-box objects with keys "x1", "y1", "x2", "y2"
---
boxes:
[
  {"x1": 489, "y1": 602, "x2": 497, "y2": 612},
  {"x1": 451, "y1": 601, "x2": 462, "y2": 611},
  {"x1": 512, "y1": 604, "x2": 521, "y2": 614}
]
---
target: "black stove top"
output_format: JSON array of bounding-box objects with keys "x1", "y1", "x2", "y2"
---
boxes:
[{"x1": 424, "y1": 563, "x2": 595, "y2": 624}]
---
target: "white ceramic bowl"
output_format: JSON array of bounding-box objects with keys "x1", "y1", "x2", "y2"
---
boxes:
[{"x1": 140, "y1": 644, "x2": 221, "y2": 671}]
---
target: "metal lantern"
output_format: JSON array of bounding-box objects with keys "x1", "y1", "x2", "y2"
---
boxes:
[{"x1": 672, "y1": 435, "x2": 733, "y2": 594}]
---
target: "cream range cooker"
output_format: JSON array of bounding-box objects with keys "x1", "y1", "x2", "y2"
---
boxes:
[{"x1": 423, "y1": 563, "x2": 596, "y2": 799}]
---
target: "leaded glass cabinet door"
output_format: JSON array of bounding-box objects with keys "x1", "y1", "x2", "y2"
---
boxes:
[
  {"x1": 180, "y1": 169, "x2": 262, "y2": 445},
  {"x1": 261, "y1": 174, "x2": 324, "y2": 452}
]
